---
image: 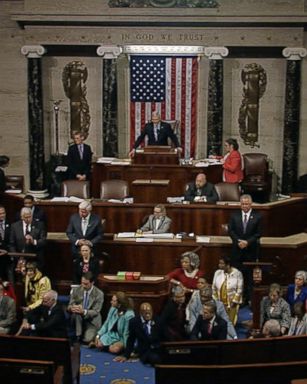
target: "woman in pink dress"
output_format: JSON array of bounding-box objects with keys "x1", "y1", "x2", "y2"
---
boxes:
[{"x1": 221, "y1": 138, "x2": 244, "y2": 183}]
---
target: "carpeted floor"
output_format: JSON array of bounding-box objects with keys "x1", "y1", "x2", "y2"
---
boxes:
[
  {"x1": 79, "y1": 306, "x2": 252, "y2": 383},
  {"x1": 80, "y1": 347, "x2": 155, "y2": 384}
]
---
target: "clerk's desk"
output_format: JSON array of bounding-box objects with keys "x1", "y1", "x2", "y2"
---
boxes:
[
  {"x1": 91, "y1": 161, "x2": 223, "y2": 199},
  {"x1": 2, "y1": 193, "x2": 307, "y2": 237}
]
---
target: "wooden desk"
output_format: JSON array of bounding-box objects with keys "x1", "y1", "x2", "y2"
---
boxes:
[
  {"x1": 131, "y1": 179, "x2": 170, "y2": 203},
  {"x1": 133, "y1": 149, "x2": 179, "y2": 165},
  {"x1": 91, "y1": 162, "x2": 223, "y2": 199},
  {"x1": 2, "y1": 194, "x2": 307, "y2": 237}
]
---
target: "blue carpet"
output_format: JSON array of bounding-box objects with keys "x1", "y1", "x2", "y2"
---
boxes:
[{"x1": 80, "y1": 347, "x2": 155, "y2": 384}]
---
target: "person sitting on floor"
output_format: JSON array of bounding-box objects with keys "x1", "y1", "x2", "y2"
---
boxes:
[
  {"x1": 22, "y1": 261, "x2": 51, "y2": 312},
  {"x1": 114, "y1": 302, "x2": 162, "y2": 366},
  {"x1": 72, "y1": 243, "x2": 100, "y2": 284},
  {"x1": 0, "y1": 281, "x2": 16, "y2": 334},
  {"x1": 288, "y1": 301, "x2": 307, "y2": 336},
  {"x1": 159, "y1": 286, "x2": 188, "y2": 341},
  {"x1": 190, "y1": 301, "x2": 227, "y2": 341},
  {"x1": 20, "y1": 289, "x2": 67, "y2": 338},
  {"x1": 94, "y1": 291, "x2": 135, "y2": 354},
  {"x1": 68, "y1": 271, "x2": 104, "y2": 345},
  {"x1": 186, "y1": 284, "x2": 237, "y2": 339},
  {"x1": 286, "y1": 270, "x2": 307, "y2": 312}
]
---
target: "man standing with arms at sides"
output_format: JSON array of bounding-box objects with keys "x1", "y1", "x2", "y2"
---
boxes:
[
  {"x1": 66, "y1": 200, "x2": 103, "y2": 259},
  {"x1": 67, "y1": 131, "x2": 92, "y2": 181},
  {"x1": 228, "y1": 194, "x2": 262, "y2": 304},
  {"x1": 129, "y1": 111, "x2": 182, "y2": 157},
  {"x1": 184, "y1": 173, "x2": 219, "y2": 203}
]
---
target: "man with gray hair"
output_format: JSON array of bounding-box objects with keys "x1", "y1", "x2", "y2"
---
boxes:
[
  {"x1": 9, "y1": 207, "x2": 46, "y2": 280},
  {"x1": 21, "y1": 289, "x2": 67, "y2": 338},
  {"x1": 66, "y1": 200, "x2": 103, "y2": 259}
]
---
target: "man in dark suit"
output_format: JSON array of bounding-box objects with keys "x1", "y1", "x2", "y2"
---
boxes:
[
  {"x1": 184, "y1": 172, "x2": 219, "y2": 203},
  {"x1": 0, "y1": 281, "x2": 16, "y2": 334},
  {"x1": 21, "y1": 289, "x2": 67, "y2": 338},
  {"x1": 67, "y1": 131, "x2": 92, "y2": 180},
  {"x1": 66, "y1": 200, "x2": 103, "y2": 259},
  {"x1": 190, "y1": 301, "x2": 227, "y2": 341},
  {"x1": 129, "y1": 111, "x2": 182, "y2": 157},
  {"x1": 0, "y1": 205, "x2": 11, "y2": 280},
  {"x1": 114, "y1": 302, "x2": 162, "y2": 365},
  {"x1": 228, "y1": 194, "x2": 262, "y2": 303},
  {"x1": 9, "y1": 207, "x2": 46, "y2": 279},
  {"x1": 15, "y1": 194, "x2": 47, "y2": 225}
]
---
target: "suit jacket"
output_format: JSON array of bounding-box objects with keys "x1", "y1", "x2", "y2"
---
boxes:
[
  {"x1": 286, "y1": 284, "x2": 307, "y2": 309},
  {"x1": 66, "y1": 213, "x2": 103, "y2": 255},
  {"x1": 184, "y1": 182, "x2": 219, "y2": 203},
  {"x1": 0, "y1": 220, "x2": 10, "y2": 250},
  {"x1": 141, "y1": 214, "x2": 172, "y2": 233},
  {"x1": 9, "y1": 220, "x2": 46, "y2": 255},
  {"x1": 26, "y1": 302, "x2": 67, "y2": 338},
  {"x1": 67, "y1": 143, "x2": 92, "y2": 180},
  {"x1": 228, "y1": 209, "x2": 262, "y2": 264},
  {"x1": 134, "y1": 121, "x2": 180, "y2": 149},
  {"x1": 68, "y1": 285, "x2": 104, "y2": 329},
  {"x1": 260, "y1": 296, "x2": 291, "y2": 329},
  {"x1": 223, "y1": 150, "x2": 243, "y2": 183},
  {"x1": 124, "y1": 315, "x2": 162, "y2": 359},
  {"x1": 190, "y1": 314, "x2": 227, "y2": 341},
  {"x1": 0, "y1": 295, "x2": 16, "y2": 331}
]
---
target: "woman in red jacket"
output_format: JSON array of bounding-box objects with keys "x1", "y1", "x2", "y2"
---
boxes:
[{"x1": 221, "y1": 138, "x2": 244, "y2": 183}]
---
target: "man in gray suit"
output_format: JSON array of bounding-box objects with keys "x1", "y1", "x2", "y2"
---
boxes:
[
  {"x1": 0, "y1": 282, "x2": 16, "y2": 334},
  {"x1": 140, "y1": 204, "x2": 172, "y2": 234},
  {"x1": 66, "y1": 200, "x2": 103, "y2": 259},
  {"x1": 68, "y1": 271, "x2": 104, "y2": 344}
]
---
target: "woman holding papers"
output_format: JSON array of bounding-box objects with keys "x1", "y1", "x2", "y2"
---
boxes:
[{"x1": 167, "y1": 252, "x2": 205, "y2": 293}]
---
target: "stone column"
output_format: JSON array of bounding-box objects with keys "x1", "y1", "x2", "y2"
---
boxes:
[
  {"x1": 97, "y1": 45, "x2": 122, "y2": 157},
  {"x1": 21, "y1": 45, "x2": 47, "y2": 192},
  {"x1": 204, "y1": 47, "x2": 229, "y2": 156},
  {"x1": 282, "y1": 47, "x2": 307, "y2": 194}
]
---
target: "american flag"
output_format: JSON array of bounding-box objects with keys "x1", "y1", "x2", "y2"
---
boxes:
[{"x1": 130, "y1": 56, "x2": 198, "y2": 158}]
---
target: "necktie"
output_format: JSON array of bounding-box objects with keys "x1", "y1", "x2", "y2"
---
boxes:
[
  {"x1": 155, "y1": 218, "x2": 161, "y2": 230},
  {"x1": 154, "y1": 125, "x2": 159, "y2": 141},
  {"x1": 243, "y1": 214, "x2": 248, "y2": 233},
  {"x1": 78, "y1": 144, "x2": 83, "y2": 159},
  {"x1": 25, "y1": 224, "x2": 30, "y2": 235},
  {"x1": 143, "y1": 321, "x2": 151, "y2": 336},
  {"x1": 83, "y1": 291, "x2": 89, "y2": 310},
  {"x1": 82, "y1": 218, "x2": 87, "y2": 236},
  {"x1": 207, "y1": 321, "x2": 212, "y2": 335}
]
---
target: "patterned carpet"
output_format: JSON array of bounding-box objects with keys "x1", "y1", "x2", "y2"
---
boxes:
[{"x1": 80, "y1": 347, "x2": 155, "y2": 384}]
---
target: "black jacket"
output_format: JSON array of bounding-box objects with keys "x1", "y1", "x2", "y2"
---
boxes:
[
  {"x1": 134, "y1": 121, "x2": 180, "y2": 149},
  {"x1": 184, "y1": 182, "x2": 219, "y2": 203}
]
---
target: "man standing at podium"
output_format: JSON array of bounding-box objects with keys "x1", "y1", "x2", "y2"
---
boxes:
[{"x1": 129, "y1": 111, "x2": 182, "y2": 157}]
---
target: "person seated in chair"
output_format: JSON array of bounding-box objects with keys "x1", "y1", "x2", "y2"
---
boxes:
[
  {"x1": 68, "y1": 271, "x2": 104, "y2": 345},
  {"x1": 20, "y1": 289, "x2": 67, "y2": 338},
  {"x1": 184, "y1": 173, "x2": 219, "y2": 203},
  {"x1": 129, "y1": 111, "x2": 182, "y2": 157},
  {"x1": 0, "y1": 281, "x2": 16, "y2": 334},
  {"x1": 114, "y1": 302, "x2": 162, "y2": 366},
  {"x1": 139, "y1": 204, "x2": 172, "y2": 234},
  {"x1": 67, "y1": 131, "x2": 92, "y2": 181},
  {"x1": 190, "y1": 301, "x2": 227, "y2": 341}
]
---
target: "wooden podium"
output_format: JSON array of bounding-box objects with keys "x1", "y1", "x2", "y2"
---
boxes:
[
  {"x1": 98, "y1": 274, "x2": 170, "y2": 313},
  {"x1": 133, "y1": 146, "x2": 180, "y2": 165}
]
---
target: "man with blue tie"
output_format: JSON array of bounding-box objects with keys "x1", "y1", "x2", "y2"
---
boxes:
[
  {"x1": 228, "y1": 194, "x2": 262, "y2": 304},
  {"x1": 67, "y1": 131, "x2": 92, "y2": 180},
  {"x1": 68, "y1": 272, "x2": 104, "y2": 344},
  {"x1": 129, "y1": 111, "x2": 182, "y2": 157}
]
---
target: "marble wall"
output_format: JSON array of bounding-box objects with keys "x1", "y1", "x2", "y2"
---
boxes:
[{"x1": 1, "y1": 0, "x2": 307, "y2": 191}]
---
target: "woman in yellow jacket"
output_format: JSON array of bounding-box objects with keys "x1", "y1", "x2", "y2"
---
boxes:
[{"x1": 22, "y1": 261, "x2": 51, "y2": 311}]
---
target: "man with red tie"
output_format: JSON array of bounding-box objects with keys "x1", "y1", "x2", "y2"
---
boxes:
[{"x1": 190, "y1": 301, "x2": 227, "y2": 341}]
